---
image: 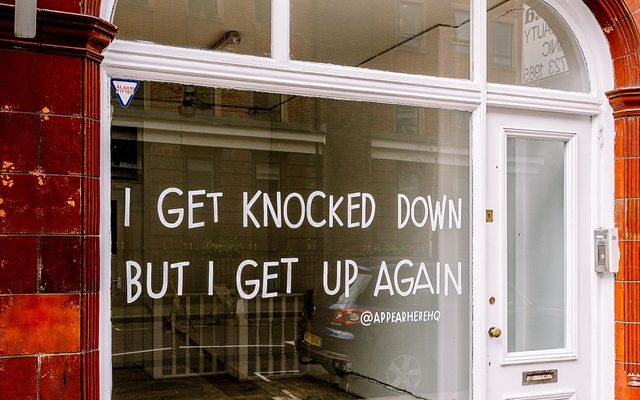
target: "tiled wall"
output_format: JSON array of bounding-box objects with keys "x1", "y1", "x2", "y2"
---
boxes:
[
  {"x1": 588, "y1": 0, "x2": 640, "y2": 397},
  {"x1": 0, "y1": 2, "x2": 114, "y2": 399},
  {"x1": 609, "y1": 91, "x2": 640, "y2": 399}
]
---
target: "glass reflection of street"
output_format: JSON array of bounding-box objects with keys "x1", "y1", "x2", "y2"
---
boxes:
[
  {"x1": 110, "y1": 82, "x2": 470, "y2": 400},
  {"x1": 113, "y1": 368, "x2": 360, "y2": 400}
]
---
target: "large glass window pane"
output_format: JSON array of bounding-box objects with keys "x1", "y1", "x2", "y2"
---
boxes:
[
  {"x1": 110, "y1": 81, "x2": 471, "y2": 399},
  {"x1": 488, "y1": 0, "x2": 589, "y2": 92},
  {"x1": 291, "y1": 0, "x2": 471, "y2": 79},
  {"x1": 507, "y1": 137, "x2": 566, "y2": 353},
  {"x1": 113, "y1": 0, "x2": 271, "y2": 56}
]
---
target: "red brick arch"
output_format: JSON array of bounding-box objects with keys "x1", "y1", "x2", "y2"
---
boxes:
[{"x1": 0, "y1": 0, "x2": 639, "y2": 398}]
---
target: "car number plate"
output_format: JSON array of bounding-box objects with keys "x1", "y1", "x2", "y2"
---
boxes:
[{"x1": 304, "y1": 331, "x2": 321, "y2": 347}]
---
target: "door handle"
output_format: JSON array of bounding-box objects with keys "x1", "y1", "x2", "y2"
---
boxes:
[{"x1": 488, "y1": 326, "x2": 502, "y2": 338}]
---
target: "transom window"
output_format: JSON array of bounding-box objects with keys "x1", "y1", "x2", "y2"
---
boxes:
[{"x1": 113, "y1": 0, "x2": 588, "y2": 91}]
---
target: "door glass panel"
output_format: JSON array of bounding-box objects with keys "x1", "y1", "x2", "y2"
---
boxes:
[
  {"x1": 291, "y1": 0, "x2": 471, "y2": 79},
  {"x1": 110, "y1": 81, "x2": 471, "y2": 399},
  {"x1": 488, "y1": 0, "x2": 589, "y2": 92},
  {"x1": 113, "y1": 0, "x2": 271, "y2": 57},
  {"x1": 507, "y1": 137, "x2": 565, "y2": 352}
]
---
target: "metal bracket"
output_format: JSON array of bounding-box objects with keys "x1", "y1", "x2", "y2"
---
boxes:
[{"x1": 15, "y1": 0, "x2": 37, "y2": 39}]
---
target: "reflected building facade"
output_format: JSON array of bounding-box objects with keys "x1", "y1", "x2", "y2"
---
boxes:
[{"x1": 110, "y1": 82, "x2": 471, "y2": 398}]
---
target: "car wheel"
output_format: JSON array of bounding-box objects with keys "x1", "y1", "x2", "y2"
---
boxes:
[{"x1": 385, "y1": 353, "x2": 421, "y2": 392}]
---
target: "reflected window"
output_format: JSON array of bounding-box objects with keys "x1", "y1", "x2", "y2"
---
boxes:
[
  {"x1": 396, "y1": 105, "x2": 421, "y2": 135},
  {"x1": 399, "y1": 172, "x2": 420, "y2": 196},
  {"x1": 256, "y1": 162, "x2": 281, "y2": 183},
  {"x1": 111, "y1": 127, "x2": 140, "y2": 182},
  {"x1": 398, "y1": 1, "x2": 424, "y2": 47},
  {"x1": 110, "y1": 82, "x2": 471, "y2": 399},
  {"x1": 256, "y1": 162, "x2": 281, "y2": 194},
  {"x1": 488, "y1": 0, "x2": 589, "y2": 92},
  {"x1": 493, "y1": 22, "x2": 514, "y2": 68},
  {"x1": 252, "y1": 92, "x2": 283, "y2": 122},
  {"x1": 453, "y1": 9, "x2": 471, "y2": 54},
  {"x1": 187, "y1": 0, "x2": 219, "y2": 18}
]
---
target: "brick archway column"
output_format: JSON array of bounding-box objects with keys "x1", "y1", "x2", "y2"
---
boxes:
[
  {"x1": 609, "y1": 87, "x2": 640, "y2": 399},
  {"x1": 0, "y1": 2, "x2": 115, "y2": 399},
  {"x1": 584, "y1": 0, "x2": 640, "y2": 398}
]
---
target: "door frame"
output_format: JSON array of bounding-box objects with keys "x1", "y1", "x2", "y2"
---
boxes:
[
  {"x1": 99, "y1": 0, "x2": 616, "y2": 398},
  {"x1": 485, "y1": 109, "x2": 595, "y2": 399}
]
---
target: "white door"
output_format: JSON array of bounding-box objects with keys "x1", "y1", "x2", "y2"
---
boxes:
[{"x1": 485, "y1": 108, "x2": 592, "y2": 400}]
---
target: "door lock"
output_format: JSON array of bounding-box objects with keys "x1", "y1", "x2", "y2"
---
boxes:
[
  {"x1": 112, "y1": 276, "x2": 122, "y2": 290},
  {"x1": 488, "y1": 326, "x2": 502, "y2": 338}
]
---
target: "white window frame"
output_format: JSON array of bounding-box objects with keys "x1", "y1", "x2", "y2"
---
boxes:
[{"x1": 99, "y1": 0, "x2": 616, "y2": 399}]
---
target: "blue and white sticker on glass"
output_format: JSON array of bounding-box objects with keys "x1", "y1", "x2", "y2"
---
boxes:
[{"x1": 111, "y1": 79, "x2": 140, "y2": 108}]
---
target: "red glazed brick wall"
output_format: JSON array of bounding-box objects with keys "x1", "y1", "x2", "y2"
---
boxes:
[
  {"x1": 584, "y1": 0, "x2": 640, "y2": 398},
  {"x1": 0, "y1": 2, "x2": 114, "y2": 399},
  {"x1": 610, "y1": 89, "x2": 640, "y2": 399}
]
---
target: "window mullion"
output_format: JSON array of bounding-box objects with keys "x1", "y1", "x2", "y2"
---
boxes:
[
  {"x1": 272, "y1": 0, "x2": 290, "y2": 62},
  {"x1": 471, "y1": 0, "x2": 488, "y2": 399},
  {"x1": 472, "y1": 0, "x2": 487, "y2": 86}
]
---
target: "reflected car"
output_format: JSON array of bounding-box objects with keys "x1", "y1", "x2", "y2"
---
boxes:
[{"x1": 296, "y1": 260, "x2": 469, "y2": 399}]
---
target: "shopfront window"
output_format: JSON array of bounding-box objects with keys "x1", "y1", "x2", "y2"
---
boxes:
[
  {"x1": 110, "y1": 82, "x2": 471, "y2": 399},
  {"x1": 290, "y1": 0, "x2": 471, "y2": 79},
  {"x1": 103, "y1": 0, "x2": 619, "y2": 395},
  {"x1": 113, "y1": 0, "x2": 271, "y2": 56}
]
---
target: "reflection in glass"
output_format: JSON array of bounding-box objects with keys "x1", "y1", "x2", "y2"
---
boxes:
[
  {"x1": 110, "y1": 83, "x2": 471, "y2": 399},
  {"x1": 493, "y1": 22, "x2": 514, "y2": 67},
  {"x1": 291, "y1": 0, "x2": 471, "y2": 79},
  {"x1": 113, "y1": 0, "x2": 271, "y2": 56},
  {"x1": 488, "y1": 0, "x2": 589, "y2": 92},
  {"x1": 507, "y1": 137, "x2": 565, "y2": 353}
]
